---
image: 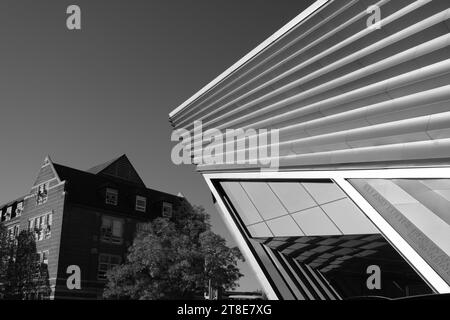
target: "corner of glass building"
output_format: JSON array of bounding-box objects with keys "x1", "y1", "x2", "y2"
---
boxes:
[{"x1": 170, "y1": 0, "x2": 450, "y2": 300}]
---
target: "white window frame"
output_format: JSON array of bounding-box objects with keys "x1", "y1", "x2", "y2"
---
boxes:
[
  {"x1": 204, "y1": 167, "x2": 450, "y2": 297},
  {"x1": 5, "y1": 206, "x2": 12, "y2": 221},
  {"x1": 7, "y1": 224, "x2": 20, "y2": 239},
  {"x1": 162, "y1": 202, "x2": 173, "y2": 218},
  {"x1": 135, "y1": 195, "x2": 147, "y2": 213},
  {"x1": 15, "y1": 202, "x2": 24, "y2": 217},
  {"x1": 36, "y1": 182, "x2": 49, "y2": 205},
  {"x1": 29, "y1": 212, "x2": 53, "y2": 241},
  {"x1": 105, "y1": 188, "x2": 118, "y2": 206}
]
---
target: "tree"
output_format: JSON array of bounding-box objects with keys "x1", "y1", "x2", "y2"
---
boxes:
[
  {"x1": 36, "y1": 262, "x2": 51, "y2": 299},
  {"x1": 3, "y1": 230, "x2": 50, "y2": 300},
  {"x1": 200, "y1": 231, "x2": 243, "y2": 293},
  {"x1": 0, "y1": 224, "x2": 11, "y2": 297},
  {"x1": 103, "y1": 203, "x2": 244, "y2": 300}
]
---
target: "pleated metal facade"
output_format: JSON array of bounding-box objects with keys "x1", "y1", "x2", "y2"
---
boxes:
[
  {"x1": 169, "y1": 0, "x2": 450, "y2": 300},
  {"x1": 170, "y1": 0, "x2": 450, "y2": 172}
]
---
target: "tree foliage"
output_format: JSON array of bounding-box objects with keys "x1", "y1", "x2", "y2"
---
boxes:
[
  {"x1": 103, "y1": 203, "x2": 244, "y2": 300},
  {"x1": 0, "y1": 229, "x2": 50, "y2": 300},
  {"x1": 0, "y1": 224, "x2": 10, "y2": 297}
]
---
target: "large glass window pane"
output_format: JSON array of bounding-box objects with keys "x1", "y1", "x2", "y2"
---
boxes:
[
  {"x1": 321, "y1": 199, "x2": 379, "y2": 235},
  {"x1": 247, "y1": 222, "x2": 273, "y2": 238},
  {"x1": 241, "y1": 182, "x2": 288, "y2": 220},
  {"x1": 219, "y1": 179, "x2": 436, "y2": 300},
  {"x1": 269, "y1": 182, "x2": 316, "y2": 213},
  {"x1": 112, "y1": 220, "x2": 123, "y2": 237},
  {"x1": 222, "y1": 182, "x2": 263, "y2": 226},
  {"x1": 292, "y1": 207, "x2": 342, "y2": 236},
  {"x1": 395, "y1": 180, "x2": 450, "y2": 226},
  {"x1": 266, "y1": 215, "x2": 304, "y2": 237},
  {"x1": 350, "y1": 178, "x2": 450, "y2": 286},
  {"x1": 265, "y1": 233, "x2": 432, "y2": 300},
  {"x1": 302, "y1": 182, "x2": 346, "y2": 205}
]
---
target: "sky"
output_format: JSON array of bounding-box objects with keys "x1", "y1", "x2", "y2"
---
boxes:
[{"x1": 0, "y1": 0, "x2": 314, "y2": 291}]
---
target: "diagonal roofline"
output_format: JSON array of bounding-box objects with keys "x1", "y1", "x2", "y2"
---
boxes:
[
  {"x1": 86, "y1": 154, "x2": 146, "y2": 187},
  {"x1": 169, "y1": 0, "x2": 330, "y2": 119},
  {"x1": 87, "y1": 154, "x2": 125, "y2": 174}
]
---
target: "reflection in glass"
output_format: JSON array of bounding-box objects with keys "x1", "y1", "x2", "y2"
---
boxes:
[
  {"x1": 247, "y1": 222, "x2": 273, "y2": 238},
  {"x1": 222, "y1": 182, "x2": 263, "y2": 225},
  {"x1": 241, "y1": 182, "x2": 288, "y2": 220},
  {"x1": 292, "y1": 207, "x2": 341, "y2": 236},
  {"x1": 266, "y1": 215, "x2": 304, "y2": 237},
  {"x1": 222, "y1": 180, "x2": 379, "y2": 237},
  {"x1": 257, "y1": 233, "x2": 433, "y2": 299},
  {"x1": 350, "y1": 178, "x2": 450, "y2": 286},
  {"x1": 321, "y1": 199, "x2": 378, "y2": 235},
  {"x1": 220, "y1": 179, "x2": 436, "y2": 300},
  {"x1": 269, "y1": 182, "x2": 316, "y2": 213},
  {"x1": 302, "y1": 182, "x2": 346, "y2": 205}
]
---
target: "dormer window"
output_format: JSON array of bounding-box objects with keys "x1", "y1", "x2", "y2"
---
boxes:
[
  {"x1": 5, "y1": 206, "x2": 12, "y2": 221},
  {"x1": 135, "y1": 196, "x2": 147, "y2": 212},
  {"x1": 162, "y1": 202, "x2": 173, "y2": 218},
  {"x1": 106, "y1": 188, "x2": 118, "y2": 206},
  {"x1": 15, "y1": 202, "x2": 24, "y2": 217},
  {"x1": 37, "y1": 183, "x2": 49, "y2": 205}
]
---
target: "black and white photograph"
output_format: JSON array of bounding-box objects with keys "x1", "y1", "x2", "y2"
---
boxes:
[{"x1": 1, "y1": 0, "x2": 450, "y2": 314}]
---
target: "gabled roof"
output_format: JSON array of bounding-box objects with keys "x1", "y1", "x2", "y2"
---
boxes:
[
  {"x1": 53, "y1": 161, "x2": 182, "y2": 216},
  {"x1": 87, "y1": 155, "x2": 123, "y2": 175},
  {"x1": 2, "y1": 155, "x2": 182, "y2": 216},
  {"x1": 31, "y1": 155, "x2": 62, "y2": 188},
  {"x1": 86, "y1": 154, "x2": 146, "y2": 187}
]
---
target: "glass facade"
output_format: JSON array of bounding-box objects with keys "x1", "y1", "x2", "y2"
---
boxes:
[
  {"x1": 222, "y1": 180, "x2": 378, "y2": 238},
  {"x1": 219, "y1": 179, "x2": 437, "y2": 300},
  {"x1": 350, "y1": 178, "x2": 450, "y2": 286}
]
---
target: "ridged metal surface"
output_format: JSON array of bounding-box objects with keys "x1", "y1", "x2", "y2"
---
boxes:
[{"x1": 170, "y1": 0, "x2": 450, "y2": 171}]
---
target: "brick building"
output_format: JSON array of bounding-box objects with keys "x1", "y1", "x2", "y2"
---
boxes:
[{"x1": 0, "y1": 155, "x2": 186, "y2": 299}]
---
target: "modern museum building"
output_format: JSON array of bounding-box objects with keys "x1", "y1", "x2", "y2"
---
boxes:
[{"x1": 169, "y1": 0, "x2": 450, "y2": 300}]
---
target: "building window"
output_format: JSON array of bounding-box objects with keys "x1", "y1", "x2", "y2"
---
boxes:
[
  {"x1": 135, "y1": 196, "x2": 147, "y2": 212},
  {"x1": 15, "y1": 202, "x2": 24, "y2": 217},
  {"x1": 5, "y1": 206, "x2": 12, "y2": 222},
  {"x1": 162, "y1": 202, "x2": 173, "y2": 218},
  {"x1": 42, "y1": 250, "x2": 49, "y2": 265},
  {"x1": 7, "y1": 225, "x2": 20, "y2": 239},
  {"x1": 105, "y1": 188, "x2": 118, "y2": 206},
  {"x1": 29, "y1": 212, "x2": 53, "y2": 241},
  {"x1": 100, "y1": 216, "x2": 123, "y2": 244},
  {"x1": 37, "y1": 250, "x2": 49, "y2": 265},
  {"x1": 136, "y1": 222, "x2": 151, "y2": 234},
  {"x1": 98, "y1": 254, "x2": 121, "y2": 280},
  {"x1": 350, "y1": 178, "x2": 450, "y2": 285},
  {"x1": 36, "y1": 183, "x2": 49, "y2": 205}
]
